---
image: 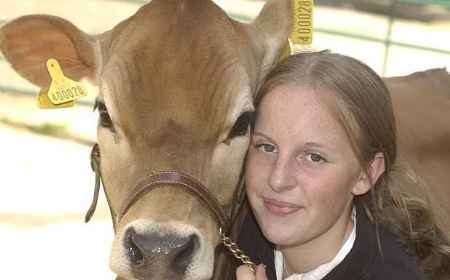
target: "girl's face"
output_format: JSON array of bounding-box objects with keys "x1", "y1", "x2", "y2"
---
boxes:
[{"x1": 246, "y1": 85, "x2": 372, "y2": 249}]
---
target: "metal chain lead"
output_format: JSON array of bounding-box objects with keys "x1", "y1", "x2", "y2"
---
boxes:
[{"x1": 219, "y1": 228, "x2": 256, "y2": 273}]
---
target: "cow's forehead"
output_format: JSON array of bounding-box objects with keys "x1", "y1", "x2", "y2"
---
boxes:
[
  {"x1": 99, "y1": 0, "x2": 255, "y2": 142},
  {"x1": 107, "y1": 0, "x2": 252, "y2": 69}
]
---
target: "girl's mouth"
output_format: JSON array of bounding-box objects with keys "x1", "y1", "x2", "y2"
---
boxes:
[{"x1": 263, "y1": 198, "x2": 302, "y2": 216}]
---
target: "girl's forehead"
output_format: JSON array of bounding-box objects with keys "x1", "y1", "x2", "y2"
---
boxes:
[
  {"x1": 256, "y1": 86, "x2": 361, "y2": 162},
  {"x1": 260, "y1": 85, "x2": 341, "y2": 118}
]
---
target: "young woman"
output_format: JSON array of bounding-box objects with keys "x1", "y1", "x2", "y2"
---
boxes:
[{"x1": 236, "y1": 51, "x2": 450, "y2": 280}]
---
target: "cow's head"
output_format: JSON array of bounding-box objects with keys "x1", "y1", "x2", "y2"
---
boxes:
[{"x1": 0, "y1": 0, "x2": 291, "y2": 279}]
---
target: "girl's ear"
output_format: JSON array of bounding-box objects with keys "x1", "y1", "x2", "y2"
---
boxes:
[{"x1": 352, "y1": 153, "x2": 386, "y2": 195}]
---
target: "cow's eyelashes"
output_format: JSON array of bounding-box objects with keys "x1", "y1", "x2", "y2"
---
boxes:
[
  {"x1": 227, "y1": 111, "x2": 254, "y2": 140},
  {"x1": 94, "y1": 100, "x2": 114, "y2": 131}
]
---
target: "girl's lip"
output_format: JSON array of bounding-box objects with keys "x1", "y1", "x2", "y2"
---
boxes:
[{"x1": 263, "y1": 197, "x2": 302, "y2": 216}]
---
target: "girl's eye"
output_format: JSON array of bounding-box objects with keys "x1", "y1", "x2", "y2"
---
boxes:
[
  {"x1": 255, "y1": 143, "x2": 276, "y2": 153},
  {"x1": 305, "y1": 152, "x2": 326, "y2": 163}
]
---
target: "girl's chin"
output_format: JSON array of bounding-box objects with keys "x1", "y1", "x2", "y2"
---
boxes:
[
  {"x1": 255, "y1": 210, "x2": 310, "y2": 245},
  {"x1": 262, "y1": 228, "x2": 297, "y2": 246},
  {"x1": 258, "y1": 220, "x2": 299, "y2": 245}
]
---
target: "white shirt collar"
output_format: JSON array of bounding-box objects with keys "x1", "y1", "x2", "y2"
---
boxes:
[{"x1": 275, "y1": 207, "x2": 357, "y2": 280}]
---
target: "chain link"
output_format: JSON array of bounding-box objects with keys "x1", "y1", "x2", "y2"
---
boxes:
[{"x1": 219, "y1": 228, "x2": 256, "y2": 273}]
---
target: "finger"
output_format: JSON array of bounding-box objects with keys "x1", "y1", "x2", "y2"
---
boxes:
[
  {"x1": 255, "y1": 264, "x2": 268, "y2": 280},
  {"x1": 236, "y1": 265, "x2": 255, "y2": 280}
]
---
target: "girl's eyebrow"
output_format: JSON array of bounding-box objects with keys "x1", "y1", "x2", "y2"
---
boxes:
[
  {"x1": 252, "y1": 131, "x2": 276, "y2": 143},
  {"x1": 303, "y1": 142, "x2": 326, "y2": 149},
  {"x1": 254, "y1": 131, "x2": 325, "y2": 147}
]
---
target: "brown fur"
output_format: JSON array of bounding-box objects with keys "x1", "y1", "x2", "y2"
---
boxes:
[
  {"x1": 0, "y1": 0, "x2": 291, "y2": 279},
  {"x1": 387, "y1": 69, "x2": 450, "y2": 237},
  {"x1": 385, "y1": 69, "x2": 450, "y2": 279}
]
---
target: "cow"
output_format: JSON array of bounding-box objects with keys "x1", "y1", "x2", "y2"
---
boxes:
[
  {"x1": 0, "y1": 0, "x2": 291, "y2": 279},
  {"x1": 387, "y1": 69, "x2": 450, "y2": 237},
  {"x1": 0, "y1": 0, "x2": 449, "y2": 279}
]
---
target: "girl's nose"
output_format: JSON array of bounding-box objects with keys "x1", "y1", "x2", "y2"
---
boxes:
[{"x1": 268, "y1": 155, "x2": 297, "y2": 193}]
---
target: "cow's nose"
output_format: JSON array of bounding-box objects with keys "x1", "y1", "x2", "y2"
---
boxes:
[{"x1": 124, "y1": 227, "x2": 199, "y2": 273}]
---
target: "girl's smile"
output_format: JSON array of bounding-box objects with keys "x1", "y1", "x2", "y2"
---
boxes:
[{"x1": 262, "y1": 197, "x2": 303, "y2": 216}]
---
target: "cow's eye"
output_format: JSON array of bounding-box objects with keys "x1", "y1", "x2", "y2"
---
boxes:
[
  {"x1": 227, "y1": 111, "x2": 253, "y2": 140},
  {"x1": 94, "y1": 100, "x2": 114, "y2": 130}
]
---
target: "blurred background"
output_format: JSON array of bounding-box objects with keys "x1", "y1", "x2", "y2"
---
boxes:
[{"x1": 1, "y1": 0, "x2": 449, "y2": 279}]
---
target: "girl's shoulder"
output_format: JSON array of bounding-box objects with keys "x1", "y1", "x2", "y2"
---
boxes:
[
  {"x1": 367, "y1": 225, "x2": 428, "y2": 280},
  {"x1": 323, "y1": 205, "x2": 428, "y2": 280},
  {"x1": 349, "y1": 205, "x2": 428, "y2": 280}
]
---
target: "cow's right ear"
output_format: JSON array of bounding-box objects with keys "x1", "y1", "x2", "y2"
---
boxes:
[
  {"x1": 251, "y1": 0, "x2": 292, "y2": 78},
  {"x1": 0, "y1": 15, "x2": 97, "y2": 88}
]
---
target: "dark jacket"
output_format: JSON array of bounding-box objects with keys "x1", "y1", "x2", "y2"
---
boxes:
[{"x1": 238, "y1": 202, "x2": 428, "y2": 280}]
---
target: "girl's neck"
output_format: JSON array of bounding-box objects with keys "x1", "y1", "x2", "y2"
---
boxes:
[{"x1": 280, "y1": 210, "x2": 354, "y2": 275}]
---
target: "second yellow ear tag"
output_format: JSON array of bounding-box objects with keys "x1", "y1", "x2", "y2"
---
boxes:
[
  {"x1": 291, "y1": 0, "x2": 314, "y2": 48},
  {"x1": 280, "y1": 0, "x2": 314, "y2": 60},
  {"x1": 44, "y1": 58, "x2": 87, "y2": 105}
]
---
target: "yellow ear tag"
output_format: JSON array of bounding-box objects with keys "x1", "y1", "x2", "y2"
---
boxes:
[
  {"x1": 44, "y1": 58, "x2": 87, "y2": 105},
  {"x1": 281, "y1": 0, "x2": 314, "y2": 60},
  {"x1": 291, "y1": 0, "x2": 314, "y2": 49}
]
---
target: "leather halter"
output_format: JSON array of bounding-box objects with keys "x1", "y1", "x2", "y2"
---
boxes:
[
  {"x1": 85, "y1": 143, "x2": 254, "y2": 271},
  {"x1": 117, "y1": 170, "x2": 229, "y2": 228},
  {"x1": 86, "y1": 143, "x2": 242, "y2": 231}
]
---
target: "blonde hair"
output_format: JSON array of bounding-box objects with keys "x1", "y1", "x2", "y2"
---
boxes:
[{"x1": 255, "y1": 51, "x2": 450, "y2": 279}]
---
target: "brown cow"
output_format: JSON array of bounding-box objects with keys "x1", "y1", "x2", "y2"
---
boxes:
[
  {"x1": 1, "y1": 0, "x2": 450, "y2": 279},
  {"x1": 0, "y1": 0, "x2": 291, "y2": 279},
  {"x1": 387, "y1": 68, "x2": 450, "y2": 236}
]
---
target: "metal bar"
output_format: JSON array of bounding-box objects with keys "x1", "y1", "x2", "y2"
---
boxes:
[
  {"x1": 100, "y1": 0, "x2": 147, "y2": 4},
  {"x1": 314, "y1": 27, "x2": 450, "y2": 55},
  {"x1": 0, "y1": 86, "x2": 39, "y2": 98},
  {"x1": 230, "y1": 13, "x2": 450, "y2": 55},
  {"x1": 382, "y1": 0, "x2": 398, "y2": 75},
  {"x1": 0, "y1": 86, "x2": 95, "y2": 107},
  {"x1": 397, "y1": 0, "x2": 450, "y2": 8}
]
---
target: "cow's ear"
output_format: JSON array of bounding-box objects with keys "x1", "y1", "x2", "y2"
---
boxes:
[
  {"x1": 0, "y1": 15, "x2": 97, "y2": 87},
  {"x1": 251, "y1": 0, "x2": 292, "y2": 76}
]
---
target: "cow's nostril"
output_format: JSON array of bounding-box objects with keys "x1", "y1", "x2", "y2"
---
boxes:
[
  {"x1": 125, "y1": 228, "x2": 145, "y2": 267},
  {"x1": 123, "y1": 227, "x2": 200, "y2": 274},
  {"x1": 172, "y1": 234, "x2": 199, "y2": 273}
]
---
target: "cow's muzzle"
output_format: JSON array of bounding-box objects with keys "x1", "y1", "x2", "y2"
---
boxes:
[
  {"x1": 124, "y1": 227, "x2": 199, "y2": 276},
  {"x1": 87, "y1": 143, "x2": 256, "y2": 277}
]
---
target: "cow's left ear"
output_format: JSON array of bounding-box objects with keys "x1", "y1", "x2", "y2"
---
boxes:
[
  {"x1": 250, "y1": 0, "x2": 292, "y2": 78},
  {"x1": 0, "y1": 15, "x2": 97, "y2": 87}
]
